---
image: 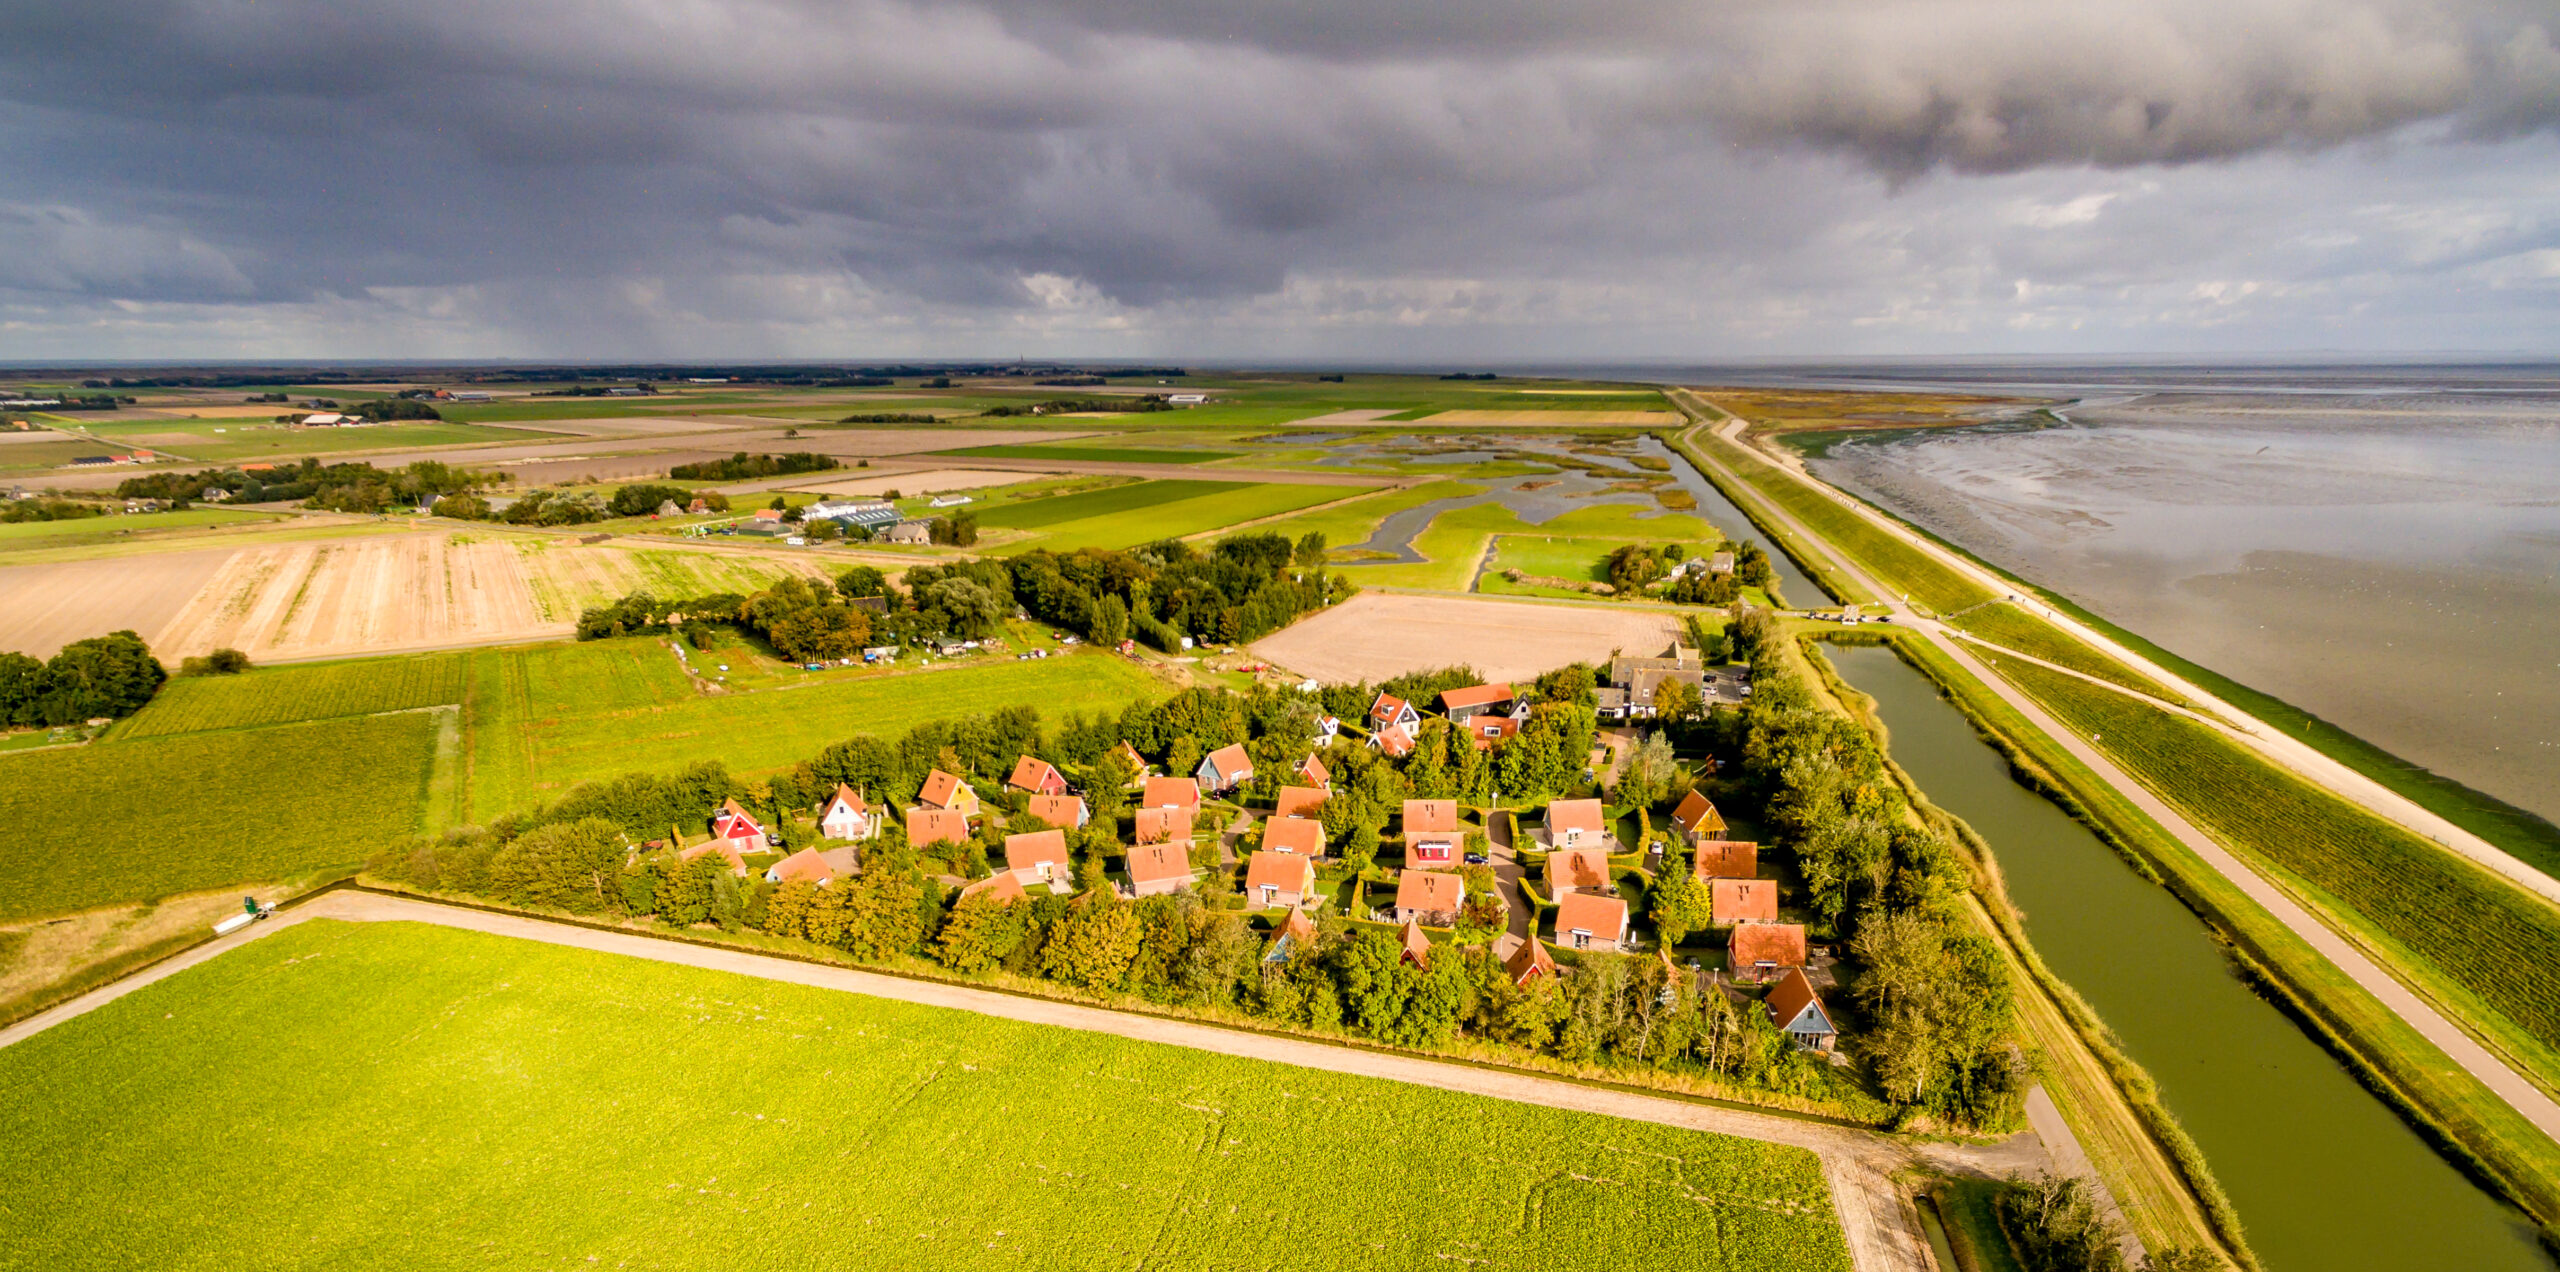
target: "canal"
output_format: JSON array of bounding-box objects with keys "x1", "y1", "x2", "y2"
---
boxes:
[
  {"x1": 1825, "y1": 642, "x2": 2550, "y2": 1272},
  {"x1": 1650, "y1": 438, "x2": 1830, "y2": 607}
]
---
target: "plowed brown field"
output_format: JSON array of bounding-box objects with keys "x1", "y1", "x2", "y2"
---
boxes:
[{"x1": 1249, "y1": 591, "x2": 1687, "y2": 684}]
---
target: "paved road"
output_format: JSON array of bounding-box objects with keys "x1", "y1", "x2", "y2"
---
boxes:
[
  {"x1": 1667, "y1": 400, "x2": 2560, "y2": 1147},
  {"x1": 4, "y1": 889, "x2": 2050, "y2": 1272},
  {"x1": 1485, "y1": 810, "x2": 1534, "y2": 939}
]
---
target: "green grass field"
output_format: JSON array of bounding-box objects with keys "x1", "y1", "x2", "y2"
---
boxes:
[
  {"x1": 0, "y1": 919, "x2": 1850, "y2": 1272},
  {"x1": 53, "y1": 420, "x2": 554, "y2": 462},
  {"x1": 1691, "y1": 429, "x2": 1987, "y2": 614},
  {"x1": 0, "y1": 508, "x2": 283, "y2": 551},
  {"x1": 975, "y1": 479, "x2": 1250, "y2": 529},
  {"x1": 939, "y1": 442, "x2": 1242, "y2": 464},
  {"x1": 1334, "y1": 502, "x2": 1719, "y2": 593},
  {"x1": 1948, "y1": 602, "x2": 2188, "y2": 706},
  {"x1": 122, "y1": 655, "x2": 470, "y2": 739},
  {"x1": 982, "y1": 482, "x2": 1369, "y2": 554},
  {"x1": 0, "y1": 713, "x2": 440, "y2": 920}
]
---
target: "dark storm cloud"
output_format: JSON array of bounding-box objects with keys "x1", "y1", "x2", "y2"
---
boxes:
[{"x1": 0, "y1": 0, "x2": 2553, "y2": 352}]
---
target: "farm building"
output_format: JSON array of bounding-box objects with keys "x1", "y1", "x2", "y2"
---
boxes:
[
  {"x1": 1438, "y1": 682, "x2": 1516, "y2": 721},
  {"x1": 882, "y1": 520, "x2": 933, "y2": 545},
  {"x1": 1544, "y1": 846, "x2": 1612, "y2": 896},
  {"x1": 1671, "y1": 789, "x2": 1727, "y2": 839},
  {"x1": 818, "y1": 785, "x2": 881, "y2": 841},
  {"x1": 1297, "y1": 752, "x2": 1331, "y2": 789},
  {"x1": 1400, "y1": 920, "x2": 1434, "y2": 970},
  {"x1": 1542, "y1": 798, "x2": 1608, "y2": 851},
  {"x1": 1134, "y1": 806, "x2": 1194, "y2": 845},
  {"x1": 680, "y1": 839, "x2": 749, "y2": 877},
  {"x1": 958, "y1": 872, "x2": 1027, "y2": 907},
  {"x1": 1142, "y1": 775, "x2": 1200, "y2": 812},
  {"x1": 1764, "y1": 967, "x2": 1837, "y2": 1052},
  {"x1": 907, "y1": 807, "x2": 971, "y2": 850},
  {"x1": 1692, "y1": 840, "x2": 1759, "y2": 881},
  {"x1": 1711, "y1": 878, "x2": 1780, "y2": 925},
  {"x1": 1007, "y1": 755, "x2": 1068, "y2": 797},
  {"x1": 1728, "y1": 922, "x2": 1808, "y2": 983},
  {"x1": 1246, "y1": 851, "x2": 1318, "y2": 909},
  {"x1": 1196, "y1": 743, "x2": 1253, "y2": 793},
  {"x1": 1555, "y1": 890, "x2": 1628, "y2": 953},
  {"x1": 803, "y1": 500, "x2": 900, "y2": 532},
  {"x1": 1401, "y1": 799, "x2": 1462, "y2": 869},
  {"x1": 1263, "y1": 907, "x2": 1319, "y2": 963},
  {"x1": 1004, "y1": 829, "x2": 1072, "y2": 886},
  {"x1": 709, "y1": 798, "x2": 771, "y2": 850},
  {"x1": 1272, "y1": 785, "x2": 1328, "y2": 820},
  {"x1": 1025, "y1": 793, "x2": 1089, "y2": 830},
  {"x1": 1261, "y1": 816, "x2": 1324, "y2": 856},
  {"x1": 1391, "y1": 869, "x2": 1464, "y2": 926},
  {"x1": 1126, "y1": 843, "x2": 1195, "y2": 897}
]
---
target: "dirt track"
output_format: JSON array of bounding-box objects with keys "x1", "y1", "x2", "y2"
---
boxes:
[{"x1": 1251, "y1": 590, "x2": 1689, "y2": 683}]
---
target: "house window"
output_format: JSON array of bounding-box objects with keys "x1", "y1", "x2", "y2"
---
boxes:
[
  {"x1": 1261, "y1": 886, "x2": 1276, "y2": 904},
  {"x1": 1572, "y1": 930, "x2": 1591, "y2": 949}
]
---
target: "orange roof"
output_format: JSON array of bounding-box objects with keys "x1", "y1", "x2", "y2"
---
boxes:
[
  {"x1": 1114, "y1": 740, "x2": 1147, "y2": 771},
  {"x1": 1008, "y1": 755, "x2": 1062, "y2": 791},
  {"x1": 907, "y1": 807, "x2": 971, "y2": 848},
  {"x1": 1246, "y1": 850, "x2": 1315, "y2": 895},
  {"x1": 1134, "y1": 806, "x2": 1194, "y2": 844},
  {"x1": 1730, "y1": 922, "x2": 1808, "y2": 971},
  {"x1": 1545, "y1": 846, "x2": 1612, "y2": 892},
  {"x1": 821, "y1": 783, "x2": 868, "y2": 816},
  {"x1": 1267, "y1": 907, "x2": 1319, "y2": 959},
  {"x1": 1272, "y1": 786, "x2": 1329, "y2": 819},
  {"x1": 1672, "y1": 789, "x2": 1726, "y2": 835},
  {"x1": 1297, "y1": 753, "x2": 1330, "y2": 786},
  {"x1": 713, "y1": 797, "x2": 765, "y2": 837},
  {"x1": 1545, "y1": 798, "x2": 1606, "y2": 838},
  {"x1": 1765, "y1": 966, "x2": 1828, "y2": 1029},
  {"x1": 1711, "y1": 878, "x2": 1779, "y2": 924},
  {"x1": 1368, "y1": 692, "x2": 1412, "y2": 727},
  {"x1": 1402, "y1": 799, "x2": 1460, "y2": 835},
  {"x1": 1262, "y1": 817, "x2": 1324, "y2": 855},
  {"x1": 1203, "y1": 742, "x2": 1251, "y2": 777},
  {"x1": 1025, "y1": 794, "x2": 1085, "y2": 828},
  {"x1": 1438, "y1": 683, "x2": 1514, "y2": 711},
  {"x1": 768, "y1": 847, "x2": 837, "y2": 885},
  {"x1": 679, "y1": 840, "x2": 746, "y2": 874},
  {"x1": 1372, "y1": 722, "x2": 1416, "y2": 757},
  {"x1": 1467, "y1": 715, "x2": 1520, "y2": 750},
  {"x1": 1394, "y1": 869, "x2": 1464, "y2": 914},
  {"x1": 1505, "y1": 933, "x2": 1556, "y2": 984},
  {"x1": 1127, "y1": 842, "x2": 1193, "y2": 885},
  {"x1": 919, "y1": 768, "x2": 972, "y2": 809},
  {"x1": 959, "y1": 872, "x2": 1027, "y2": 906},
  {"x1": 1003, "y1": 828, "x2": 1070, "y2": 873},
  {"x1": 1400, "y1": 919, "x2": 1434, "y2": 968},
  {"x1": 1692, "y1": 840, "x2": 1759, "y2": 881},
  {"x1": 1143, "y1": 775, "x2": 1200, "y2": 810},
  {"x1": 1557, "y1": 890, "x2": 1628, "y2": 943}
]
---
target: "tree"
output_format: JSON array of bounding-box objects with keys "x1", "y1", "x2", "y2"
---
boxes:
[
  {"x1": 1293, "y1": 531, "x2": 1327, "y2": 567},
  {"x1": 1612, "y1": 731, "x2": 1679, "y2": 808},
  {"x1": 767, "y1": 604, "x2": 870, "y2": 662},
  {"x1": 488, "y1": 817, "x2": 627, "y2": 913},
  {"x1": 936, "y1": 891, "x2": 1027, "y2": 973},
  {"x1": 923, "y1": 577, "x2": 1009, "y2": 639},
  {"x1": 1652, "y1": 677, "x2": 1703, "y2": 723},
  {"x1": 1089, "y1": 593, "x2": 1130, "y2": 645},
  {"x1": 1040, "y1": 897, "x2": 1143, "y2": 989},
  {"x1": 33, "y1": 630, "x2": 166, "y2": 725},
  {"x1": 1649, "y1": 851, "x2": 1712, "y2": 947},
  {"x1": 1727, "y1": 604, "x2": 1775, "y2": 663},
  {"x1": 835, "y1": 565, "x2": 891, "y2": 600}
]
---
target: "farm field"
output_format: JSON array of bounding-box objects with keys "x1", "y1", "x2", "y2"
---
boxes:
[
  {"x1": 0, "y1": 713, "x2": 440, "y2": 921},
  {"x1": 974, "y1": 478, "x2": 1248, "y2": 528},
  {"x1": 1948, "y1": 601, "x2": 2188, "y2": 705},
  {"x1": 938, "y1": 441, "x2": 1242, "y2": 464},
  {"x1": 1418, "y1": 408, "x2": 1681, "y2": 426},
  {"x1": 788, "y1": 468, "x2": 1046, "y2": 497},
  {"x1": 51, "y1": 419, "x2": 558, "y2": 462},
  {"x1": 982, "y1": 481, "x2": 1370, "y2": 553},
  {"x1": 1339, "y1": 501, "x2": 1718, "y2": 594},
  {"x1": 1251, "y1": 591, "x2": 1688, "y2": 684},
  {"x1": 121, "y1": 653, "x2": 470, "y2": 738},
  {"x1": 0, "y1": 919, "x2": 1851, "y2": 1272},
  {"x1": 0, "y1": 508, "x2": 281, "y2": 549}
]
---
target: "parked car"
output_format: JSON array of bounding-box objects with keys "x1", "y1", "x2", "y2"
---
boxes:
[{"x1": 1464, "y1": 852, "x2": 1489, "y2": 865}]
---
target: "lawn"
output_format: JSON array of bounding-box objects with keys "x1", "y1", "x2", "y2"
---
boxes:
[
  {"x1": 0, "y1": 713, "x2": 441, "y2": 921},
  {"x1": 0, "y1": 508, "x2": 282, "y2": 551},
  {"x1": 121, "y1": 654, "x2": 471, "y2": 739},
  {"x1": 938, "y1": 442, "x2": 1243, "y2": 464},
  {"x1": 984, "y1": 482, "x2": 1371, "y2": 554},
  {"x1": 0, "y1": 919, "x2": 1852, "y2": 1272}
]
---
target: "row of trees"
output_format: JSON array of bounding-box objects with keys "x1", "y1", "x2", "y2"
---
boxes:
[
  {"x1": 666, "y1": 451, "x2": 840, "y2": 481},
  {"x1": 0, "y1": 497, "x2": 107, "y2": 523},
  {"x1": 0, "y1": 631, "x2": 167, "y2": 728},
  {"x1": 118, "y1": 458, "x2": 498, "y2": 512},
  {"x1": 1007, "y1": 533, "x2": 1343, "y2": 652}
]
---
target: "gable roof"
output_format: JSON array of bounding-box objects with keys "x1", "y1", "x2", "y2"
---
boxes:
[
  {"x1": 1764, "y1": 967, "x2": 1832, "y2": 1034},
  {"x1": 1711, "y1": 877, "x2": 1780, "y2": 923},
  {"x1": 679, "y1": 839, "x2": 746, "y2": 873},
  {"x1": 1729, "y1": 922, "x2": 1808, "y2": 971},
  {"x1": 1297, "y1": 753, "x2": 1331, "y2": 786},
  {"x1": 1401, "y1": 799, "x2": 1460, "y2": 835},
  {"x1": 1202, "y1": 743, "x2": 1252, "y2": 778},
  {"x1": 1371, "y1": 722, "x2": 1416, "y2": 757},
  {"x1": 1261, "y1": 816, "x2": 1324, "y2": 855},
  {"x1": 1367, "y1": 691, "x2": 1414, "y2": 727},
  {"x1": 713, "y1": 797, "x2": 765, "y2": 836},
  {"x1": 1467, "y1": 715, "x2": 1520, "y2": 750},
  {"x1": 1142, "y1": 775, "x2": 1200, "y2": 810},
  {"x1": 1505, "y1": 933, "x2": 1556, "y2": 984},
  {"x1": 1400, "y1": 919, "x2": 1434, "y2": 968},
  {"x1": 919, "y1": 768, "x2": 972, "y2": 808},
  {"x1": 1672, "y1": 789, "x2": 1727, "y2": 835},
  {"x1": 768, "y1": 847, "x2": 837, "y2": 885},
  {"x1": 1025, "y1": 794, "x2": 1085, "y2": 828},
  {"x1": 1127, "y1": 842, "x2": 1193, "y2": 885},
  {"x1": 958, "y1": 872, "x2": 1026, "y2": 906},
  {"x1": 1438, "y1": 682, "x2": 1515, "y2": 711},
  {"x1": 821, "y1": 784, "x2": 869, "y2": 817},
  {"x1": 1394, "y1": 868, "x2": 1464, "y2": 914},
  {"x1": 1272, "y1": 786, "x2": 1329, "y2": 820},
  {"x1": 907, "y1": 807, "x2": 971, "y2": 848},
  {"x1": 1007, "y1": 755, "x2": 1061, "y2": 791},
  {"x1": 1003, "y1": 828, "x2": 1071, "y2": 873},
  {"x1": 1113, "y1": 740, "x2": 1148, "y2": 773},
  {"x1": 1545, "y1": 846, "x2": 1612, "y2": 892},
  {"x1": 1545, "y1": 798, "x2": 1606, "y2": 838},
  {"x1": 1556, "y1": 889, "x2": 1628, "y2": 942},
  {"x1": 1692, "y1": 840, "x2": 1759, "y2": 882},
  {"x1": 1246, "y1": 850, "x2": 1315, "y2": 895},
  {"x1": 1265, "y1": 907, "x2": 1319, "y2": 962},
  {"x1": 1134, "y1": 806, "x2": 1194, "y2": 844}
]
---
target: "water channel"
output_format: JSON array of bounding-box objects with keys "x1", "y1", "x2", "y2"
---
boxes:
[{"x1": 1825, "y1": 643, "x2": 2550, "y2": 1272}]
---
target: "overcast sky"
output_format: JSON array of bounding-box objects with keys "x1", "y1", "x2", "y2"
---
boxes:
[{"x1": 3, "y1": 0, "x2": 2556, "y2": 361}]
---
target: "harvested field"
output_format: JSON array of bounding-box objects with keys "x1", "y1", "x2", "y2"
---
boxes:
[
  {"x1": 1251, "y1": 591, "x2": 1687, "y2": 683},
  {"x1": 1420, "y1": 409, "x2": 1681, "y2": 426},
  {"x1": 791, "y1": 468, "x2": 1048, "y2": 496},
  {"x1": 0, "y1": 549, "x2": 232, "y2": 657}
]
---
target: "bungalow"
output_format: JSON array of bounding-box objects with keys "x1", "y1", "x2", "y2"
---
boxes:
[
  {"x1": 1544, "y1": 846, "x2": 1612, "y2": 896},
  {"x1": 1671, "y1": 789, "x2": 1728, "y2": 839},
  {"x1": 882, "y1": 520, "x2": 933, "y2": 545},
  {"x1": 1296, "y1": 752, "x2": 1332, "y2": 790},
  {"x1": 1401, "y1": 799, "x2": 1463, "y2": 869},
  {"x1": 752, "y1": 507, "x2": 785, "y2": 523},
  {"x1": 1272, "y1": 785, "x2": 1328, "y2": 820},
  {"x1": 1196, "y1": 742, "x2": 1253, "y2": 793},
  {"x1": 1543, "y1": 798, "x2": 1608, "y2": 851},
  {"x1": 1114, "y1": 741, "x2": 1150, "y2": 777},
  {"x1": 1692, "y1": 840, "x2": 1759, "y2": 881},
  {"x1": 1728, "y1": 922, "x2": 1808, "y2": 983},
  {"x1": 1007, "y1": 755, "x2": 1068, "y2": 797},
  {"x1": 958, "y1": 872, "x2": 1027, "y2": 907},
  {"x1": 1262, "y1": 816, "x2": 1324, "y2": 856},
  {"x1": 1004, "y1": 828, "x2": 1073, "y2": 886},
  {"x1": 1391, "y1": 869, "x2": 1465, "y2": 926},
  {"x1": 1438, "y1": 682, "x2": 1515, "y2": 722},
  {"x1": 1246, "y1": 850, "x2": 1318, "y2": 909},
  {"x1": 1369, "y1": 721, "x2": 1416, "y2": 758},
  {"x1": 1367, "y1": 691, "x2": 1421, "y2": 734},
  {"x1": 818, "y1": 785, "x2": 881, "y2": 841},
  {"x1": 709, "y1": 798, "x2": 771, "y2": 850},
  {"x1": 765, "y1": 846, "x2": 858, "y2": 886},
  {"x1": 1134, "y1": 806, "x2": 1194, "y2": 846},
  {"x1": 1764, "y1": 967, "x2": 1838, "y2": 1052},
  {"x1": 1126, "y1": 842, "x2": 1195, "y2": 897},
  {"x1": 1142, "y1": 775, "x2": 1200, "y2": 812},
  {"x1": 1263, "y1": 907, "x2": 1319, "y2": 963},
  {"x1": 1556, "y1": 890, "x2": 1629, "y2": 953},
  {"x1": 1503, "y1": 931, "x2": 1557, "y2": 985},
  {"x1": 1710, "y1": 878, "x2": 1780, "y2": 925},
  {"x1": 679, "y1": 839, "x2": 749, "y2": 877},
  {"x1": 918, "y1": 769, "x2": 980, "y2": 817},
  {"x1": 1466, "y1": 714, "x2": 1520, "y2": 751},
  {"x1": 1025, "y1": 793, "x2": 1089, "y2": 830},
  {"x1": 907, "y1": 807, "x2": 972, "y2": 851},
  {"x1": 1399, "y1": 919, "x2": 1435, "y2": 970}
]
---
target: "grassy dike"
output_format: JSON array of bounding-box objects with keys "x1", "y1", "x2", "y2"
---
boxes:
[
  {"x1": 1657, "y1": 427, "x2": 1861, "y2": 608},
  {"x1": 1792, "y1": 628, "x2": 2248, "y2": 1267}
]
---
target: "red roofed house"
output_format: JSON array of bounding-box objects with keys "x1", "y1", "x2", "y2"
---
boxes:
[
  {"x1": 1246, "y1": 850, "x2": 1318, "y2": 909},
  {"x1": 1007, "y1": 755, "x2": 1068, "y2": 797},
  {"x1": 1196, "y1": 743, "x2": 1253, "y2": 793},
  {"x1": 1262, "y1": 816, "x2": 1324, "y2": 856},
  {"x1": 818, "y1": 785, "x2": 880, "y2": 841},
  {"x1": 1400, "y1": 919, "x2": 1434, "y2": 969},
  {"x1": 1264, "y1": 907, "x2": 1319, "y2": 964},
  {"x1": 1764, "y1": 966, "x2": 1838, "y2": 1052},
  {"x1": 1728, "y1": 922, "x2": 1808, "y2": 983},
  {"x1": 1711, "y1": 877, "x2": 1780, "y2": 926},
  {"x1": 1127, "y1": 842, "x2": 1195, "y2": 897},
  {"x1": 1025, "y1": 793, "x2": 1089, "y2": 830},
  {"x1": 765, "y1": 846, "x2": 859, "y2": 886},
  {"x1": 1004, "y1": 829, "x2": 1072, "y2": 886},
  {"x1": 1391, "y1": 869, "x2": 1465, "y2": 926},
  {"x1": 1273, "y1": 785, "x2": 1328, "y2": 820},
  {"x1": 1135, "y1": 806, "x2": 1194, "y2": 846},
  {"x1": 1438, "y1": 682, "x2": 1515, "y2": 722},
  {"x1": 1113, "y1": 740, "x2": 1150, "y2": 778},
  {"x1": 918, "y1": 768, "x2": 980, "y2": 818},
  {"x1": 1370, "y1": 721, "x2": 1416, "y2": 758},
  {"x1": 1296, "y1": 752, "x2": 1331, "y2": 790},
  {"x1": 1466, "y1": 714, "x2": 1520, "y2": 751},
  {"x1": 1671, "y1": 789, "x2": 1728, "y2": 840},
  {"x1": 1368, "y1": 691, "x2": 1421, "y2": 734},
  {"x1": 1544, "y1": 846, "x2": 1612, "y2": 896},
  {"x1": 907, "y1": 807, "x2": 971, "y2": 850},
  {"x1": 1504, "y1": 932, "x2": 1557, "y2": 985},
  {"x1": 958, "y1": 872, "x2": 1027, "y2": 907},
  {"x1": 1142, "y1": 775, "x2": 1200, "y2": 812},
  {"x1": 1542, "y1": 798, "x2": 1608, "y2": 851},
  {"x1": 1401, "y1": 799, "x2": 1462, "y2": 869},
  {"x1": 1691, "y1": 840, "x2": 1760, "y2": 882},
  {"x1": 680, "y1": 839, "x2": 748, "y2": 877},
  {"x1": 1555, "y1": 890, "x2": 1629, "y2": 953},
  {"x1": 709, "y1": 798, "x2": 771, "y2": 849}
]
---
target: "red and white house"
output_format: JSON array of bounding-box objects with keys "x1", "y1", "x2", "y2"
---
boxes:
[
  {"x1": 710, "y1": 798, "x2": 771, "y2": 850},
  {"x1": 1296, "y1": 752, "x2": 1332, "y2": 790},
  {"x1": 1370, "y1": 721, "x2": 1417, "y2": 758},
  {"x1": 1007, "y1": 755, "x2": 1069, "y2": 797},
  {"x1": 1401, "y1": 799, "x2": 1462, "y2": 869},
  {"x1": 818, "y1": 785, "x2": 881, "y2": 841},
  {"x1": 1367, "y1": 692, "x2": 1421, "y2": 734}
]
